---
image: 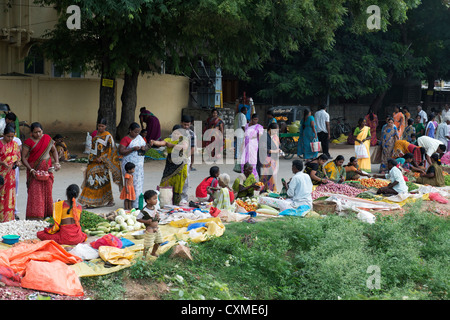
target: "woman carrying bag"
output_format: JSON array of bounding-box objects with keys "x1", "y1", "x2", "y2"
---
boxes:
[{"x1": 354, "y1": 118, "x2": 372, "y2": 173}]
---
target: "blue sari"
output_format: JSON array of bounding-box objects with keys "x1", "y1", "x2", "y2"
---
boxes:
[{"x1": 297, "y1": 115, "x2": 318, "y2": 160}]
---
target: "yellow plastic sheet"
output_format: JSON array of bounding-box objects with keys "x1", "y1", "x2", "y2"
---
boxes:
[{"x1": 71, "y1": 217, "x2": 225, "y2": 277}]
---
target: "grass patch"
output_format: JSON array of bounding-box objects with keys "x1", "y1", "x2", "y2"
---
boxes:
[{"x1": 100, "y1": 202, "x2": 449, "y2": 300}]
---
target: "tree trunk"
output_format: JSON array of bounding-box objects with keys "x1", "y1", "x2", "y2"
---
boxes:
[
  {"x1": 98, "y1": 73, "x2": 117, "y2": 140},
  {"x1": 370, "y1": 70, "x2": 394, "y2": 114},
  {"x1": 116, "y1": 70, "x2": 139, "y2": 140}
]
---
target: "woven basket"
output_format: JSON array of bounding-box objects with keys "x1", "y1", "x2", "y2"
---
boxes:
[{"x1": 313, "y1": 200, "x2": 337, "y2": 215}]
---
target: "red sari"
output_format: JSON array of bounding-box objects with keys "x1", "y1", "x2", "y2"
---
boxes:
[
  {"x1": 0, "y1": 140, "x2": 21, "y2": 222},
  {"x1": 365, "y1": 113, "x2": 379, "y2": 146},
  {"x1": 24, "y1": 134, "x2": 54, "y2": 219},
  {"x1": 37, "y1": 200, "x2": 87, "y2": 245}
]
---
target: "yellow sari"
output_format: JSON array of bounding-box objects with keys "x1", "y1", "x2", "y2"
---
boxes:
[
  {"x1": 355, "y1": 126, "x2": 372, "y2": 173},
  {"x1": 159, "y1": 137, "x2": 188, "y2": 205}
]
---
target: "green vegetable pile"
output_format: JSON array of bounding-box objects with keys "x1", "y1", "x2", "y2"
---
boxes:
[
  {"x1": 445, "y1": 175, "x2": 450, "y2": 186},
  {"x1": 406, "y1": 181, "x2": 419, "y2": 192},
  {"x1": 80, "y1": 210, "x2": 108, "y2": 231},
  {"x1": 145, "y1": 148, "x2": 166, "y2": 160}
]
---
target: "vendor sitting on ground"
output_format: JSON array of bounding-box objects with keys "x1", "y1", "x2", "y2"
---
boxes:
[
  {"x1": 304, "y1": 154, "x2": 329, "y2": 185},
  {"x1": 324, "y1": 155, "x2": 346, "y2": 183},
  {"x1": 212, "y1": 173, "x2": 236, "y2": 210},
  {"x1": 415, "y1": 153, "x2": 445, "y2": 187},
  {"x1": 195, "y1": 166, "x2": 220, "y2": 202},
  {"x1": 37, "y1": 184, "x2": 87, "y2": 245},
  {"x1": 396, "y1": 153, "x2": 424, "y2": 173},
  {"x1": 232, "y1": 163, "x2": 260, "y2": 198},
  {"x1": 53, "y1": 134, "x2": 72, "y2": 161},
  {"x1": 372, "y1": 159, "x2": 408, "y2": 196},
  {"x1": 344, "y1": 156, "x2": 370, "y2": 180},
  {"x1": 280, "y1": 160, "x2": 313, "y2": 209}
]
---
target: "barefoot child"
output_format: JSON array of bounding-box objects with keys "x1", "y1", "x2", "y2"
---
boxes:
[
  {"x1": 120, "y1": 162, "x2": 136, "y2": 210},
  {"x1": 137, "y1": 190, "x2": 163, "y2": 258}
]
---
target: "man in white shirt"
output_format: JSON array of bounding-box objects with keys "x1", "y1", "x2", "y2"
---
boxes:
[
  {"x1": 314, "y1": 104, "x2": 331, "y2": 158},
  {"x1": 442, "y1": 104, "x2": 450, "y2": 123},
  {"x1": 373, "y1": 159, "x2": 408, "y2": 195},
  {"x1": 234, "y1": 106, "x2": 247, "y2": 165},
  {"x1": 283, "y1": 160, "x2": 313, "y2": 208},
  {"x1": 436, "y1": 117, "x2": 450, "y2": 146},
  {"x1": 417, "y1": 135, "x2": 447, "y2": 165},
  {"x1": 417, "y1": 105, "x2": 428, "y2": 125}
]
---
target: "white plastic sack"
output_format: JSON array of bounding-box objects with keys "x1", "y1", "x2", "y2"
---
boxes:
[
  {"x1": 69, "y1": 243, "x2": 99, "y2": 260},
  {"x1": 84, "y1": 132, "x2": 92, "y2": 154},
  {"x1": 355, "y1": 144, "x2": 369, "y2": 159}
]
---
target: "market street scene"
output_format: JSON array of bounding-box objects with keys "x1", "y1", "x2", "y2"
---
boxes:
[{"x1": 0, "y1": 0, "x2": 449, "y2": 305}]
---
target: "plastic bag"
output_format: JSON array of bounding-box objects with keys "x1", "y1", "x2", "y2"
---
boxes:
[
  {"x1": 429, "y1": 192, "x2": 449, "y2": 204},
  {"x1": 90, "y1": 234, "x2": 123, "y2": 250},
  {"x1": 158, "y1": 186, "x2": 173, "y2": 207},
  {"x1": 69, "y1": 243, "x2": 99, "y2": 260},
  {"x1": 98, "y1": 246, "x2": 134, "y2": 266},
  {"x1": 84, "y1": 132, "x2": 92, "y2": 154},
  {"x1": 310, "y1": 140, "x2": 321, "y2": 152},
  {"x1": 279, "y1": 205, "x2": 311, "y2": 217},
  {"x1": 21, "y1": 260, "x2": 84, "y2": 296},
  {"x1": 355, "y1": 144, "x2": 368, "y2": 159}
]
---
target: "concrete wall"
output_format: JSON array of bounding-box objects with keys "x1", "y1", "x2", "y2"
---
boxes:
[{"x1": 0, "y1": 73, "x2": 189, "y2": 137}]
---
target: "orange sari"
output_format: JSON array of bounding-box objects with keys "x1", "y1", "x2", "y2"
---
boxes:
[
  {"x1": 0, "y1": 140, "x2": 21, "y2": 222},
  {"x1": 393, "y1": 112, "x2": 405, "y2": 138}
]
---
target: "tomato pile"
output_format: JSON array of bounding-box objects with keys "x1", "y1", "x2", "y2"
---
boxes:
[
  {"x1": 357, "y1": 178, "x2": 389, "y2": 188},
  {"x1": 236, "y1": 199, "x2": 258, "y2": 212}
]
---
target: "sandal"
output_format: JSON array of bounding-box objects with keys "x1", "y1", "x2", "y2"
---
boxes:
[{"x1": 105, "y1": 202, "x2": 115, "y2": 207}]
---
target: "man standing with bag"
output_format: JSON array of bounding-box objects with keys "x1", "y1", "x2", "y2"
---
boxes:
[{"x1": 314, "y1": 104, "x2": 331, "y2": 159}]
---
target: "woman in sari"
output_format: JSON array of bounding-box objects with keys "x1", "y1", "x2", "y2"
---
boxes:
[
  {"x1": 415, "y1": 153, "x2": 445, "y2": 187},
  {"x1": 304, "y1": 154, "x2": 329, "y2": 185},
  {"x1": 79, "y1": 119, "x2": 123, "y2": 208},
  {"x1": 37, "y1": 184, "x2": 87, "y2": 245},
  {"x1": 297, "y1": 108, "x2": 318, "y2": 161},
  {"x1": 365, "y1": 108, "x2": 379, "y2": 146},
  {"x1": 141, "y1": 109, "x2": 161, "y2": 142},
  {"x1": 22, "y1": 122, "x2": 61, "y2": 220},
  {"x1": 380, "y1": 117, "x2": 399, "y2": 173},
  {"x1": 257, "y1": 122, "x2": 280, "y2": 192},
  {"x1": 203, "y1": 108, "x2": 224, "y2": 158},
  {"x1": 425, "y1": 113, "x2": 438, "y2": 138},
  {"x1": 151, "y1": 125, "x2": 189, "y2": 205},
  {"x1": 413, "y1": 115, "x2": 425, "y2": 138},
  {"x1": 232, "y1": 163, "x2": 260, "y2": 199},
  {"x1": 119, "y1": 122, "x2": 148, "y2": 208},
  {"x1": 393, "y1": 139, "x2": 424, "y2": 166},
  {"x1": 344, "y1": 157, "x2": 370, "y2": 180},
  {"x1": 0, "y1": 124, "x2": 21, "y2": 222},
  {"x1": 212, "y1": 173, "x2": 235, "y2": 211},
  {"x1": 324, "y1": 155, "x2": 346, "y2": 183},
  {"x1": 393, "y1": 106, "x2": 406, "y2": 138},
  {"x1": 402, "y1": 118, "x2": 416, "y2": 143},
  {"x1": 354, "y1": 118, "x2": 372, "y2": 173},
  {"x1": 241, "y1": 114, "x2": 264, "y2": 178}
]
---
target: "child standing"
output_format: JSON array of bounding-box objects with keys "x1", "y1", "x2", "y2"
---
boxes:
[
  {"x1": 120, "y1": 162, "x2": 136, "y2": 210},
  {"x1": 137, "y1": 190, "x2": 163, "y2": 258}
]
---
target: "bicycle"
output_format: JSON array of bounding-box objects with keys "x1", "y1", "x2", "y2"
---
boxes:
[{"x1": 330, "y1": 117, "x2": 351, "y2": 140}]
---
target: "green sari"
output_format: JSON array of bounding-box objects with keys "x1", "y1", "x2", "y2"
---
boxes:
[{"x1": 232, "y1": 173, "x2": 256, "y2": 198}]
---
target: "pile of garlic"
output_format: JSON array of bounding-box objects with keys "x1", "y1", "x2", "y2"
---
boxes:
[{"x1": 0, "y1": 220, "x2": 49, "y2": 240}]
